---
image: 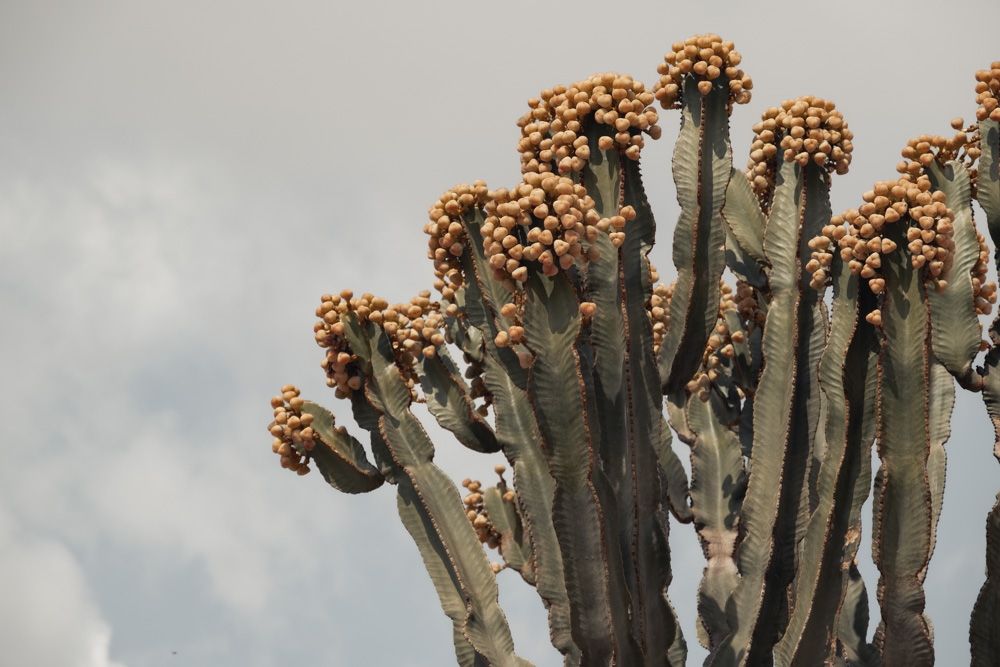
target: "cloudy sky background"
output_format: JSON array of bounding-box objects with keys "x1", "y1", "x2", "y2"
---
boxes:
[{"x1": 3, "y1": 1, "x2": 1000, "y2": 665}]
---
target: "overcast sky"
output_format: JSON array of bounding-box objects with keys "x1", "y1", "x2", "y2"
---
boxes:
[{"x1": 3, "y1": 1, "x2": 1000, "y2": 666}]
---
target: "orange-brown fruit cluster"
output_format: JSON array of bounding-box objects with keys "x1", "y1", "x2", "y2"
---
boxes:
[
  {"x1": 972, "y1": 230, "x2": 998, "y2": 318},
  {"x1": 684, "y1": 283, "x2": 742, "y2": 401},
  {"x1": 267, "y1": 385, "x2": 320, "y2": 476},
  {"x1": 489, "y1": 300, "x2": 534, "y2": 370},
  {"x1": 482, "y1": 173, "x2": 617, "y2": 288},
  {"x1": 314, "y1": 292, "x2": 368, "y2": 399},
  {"x1": 516, "y1": 73, "x2": 661, "y2": 176},
  {"x1": 897, "y1": 124, "x2": 980, "y2": 175},
  {"x1": 314, "y1": 290, "x2": 447, "y2": 398},
  {"x1": 812, "y1": 175, "x2": 956, "y2": 326},
  {"x1": 747, "y1": 97, "x2": 853, "y2": 208},
  {"x1": 461, "y1": 477, "x2": 498, "y2": 549},
  {"x1": 425, "y1": 182, "x2": 491, "y2": 301},
  {"x1": 975, "y1": 63, "x2": 1000, "y2": 122},
  {"x1": 653, "y1": 34, "x2": 752, "y2": 113},
  {"x1": 806, "y1": 224, "x2": 849, "y2": 290},
  {"x1": 492, "y1": 299, "x2": 597, "y2": 371},
  {"x1": 649, "y1": 282, "x2": 674, "y2": 357},
  {"x1": 460, "y1": 348, "x2": 494, "y2": 417},
  {"x1": 735, "y1": 280, "x2": 766, "y2": 329},
  {"x1": 461, "y1": 465, "x2": 517, "y2": 563}
]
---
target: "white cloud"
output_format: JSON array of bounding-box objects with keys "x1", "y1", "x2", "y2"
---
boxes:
[
  {"x1": 0, "y1": 506, "x2": 125, "y2": 667},
  {"x1": 0, "y1": 162, "x2": 345, "y2": 616}
]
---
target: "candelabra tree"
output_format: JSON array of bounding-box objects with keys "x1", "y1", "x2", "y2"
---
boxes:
[{"x1": 265, "y1": 37, "x2": 1000, "y2": 666}]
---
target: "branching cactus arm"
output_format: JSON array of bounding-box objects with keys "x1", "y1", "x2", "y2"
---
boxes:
[
  {"x1": 453, "y1": 189, "x2": 581, "y2": 664},
  {"x1": 685, "y1": 385, "x2": 746, "y2": 658},
  {"x1": 971, "y1": 65, "x2": 1000, "y2": 666},
  {"x1": 655, "y1": 51, "x2": 740, "y2": 394},
  {"x1": 870, "y1": 198, "x2": 936, "y2": 664},
  {"x1": 716, "y1": 94, "x2": 854, "y2": 664},
  {"x1": 924, "y1": 160, "x2": 982, "y2": 388},
  {"x1": 774, "y1": 256, "x2": 880, "y2": 665}
]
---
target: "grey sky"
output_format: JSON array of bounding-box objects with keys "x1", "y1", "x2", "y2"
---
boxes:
[{"x1": 2, "y1": 1, "x2": 1000, "y2": 665}]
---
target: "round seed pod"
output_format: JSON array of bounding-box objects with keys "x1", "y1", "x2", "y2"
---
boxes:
[
  {"x1": 975, "y1": 66, "x2": 1000, "y2": 122},
  {"x1": 482, "y1": 174, "x2": 615, "y2": 285},
  {"x1": 515, "y1": 73, "x2": 662, "y2": 176},
  {"x1": 266, "y1": 385, "x2": 327, "y2": 476},
  {"x1": 746, "y1": 96, "x2": 853, "y2": 212},
  {"x1": 653, "y1": 34, "x2": 751, "y2": 115},
  {"x1": 425, "y1": 182, "x2": 492, "y2": 301},
  {"x1": 897, "y1": 125, "x2": 977, "y2": 176},
  {"x1": 822, "y1": 174, "x2": 955, "y2": 297}
]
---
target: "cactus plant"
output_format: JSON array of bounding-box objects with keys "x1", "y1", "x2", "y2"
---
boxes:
[{"x1": 266, "y1": 37, "x2": 1000, "y2": 666}]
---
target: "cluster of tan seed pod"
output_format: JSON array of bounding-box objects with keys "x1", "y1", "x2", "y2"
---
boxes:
[
  {"x1": 892, "y1": 130, "x2": 997, "y2": 326},
  {"x1": 460, "y1": 347, "x2": 494, "y2": 417},
  {"x1": 425, "y1": 181, "x2": 491, "y2": 301},
  {"x1": 267, "y1": 385, "x2": 318, "y2": 476},
  {"x1": 461, "y1": 477, "x2": 499, "y2": 550},
  {"x1": 810, "y1": 175, "x2": 956, "y2": 326},
  {"x1": 649, "y1": 282, "x2": 673, "y2": 357},
  {"x1": 653, "y1": 34, "x2": 752, "y2": 113},
  {"x1": 486, "y1": 298, "x2": 596, "y2": 371},
  {"x1": 971, "y1": 230, "x2": 997, "y2": 320},
  {"x1": 734, "y1": 280, "x2": 766, "y2": 329},
  {"x1": 746, "y1": 97, "x2": 853, "y2": 207},
  {"x1": 314, "y1": 290, "x2": 447, "y2": 398},
  {"x1": 806, "y1": 223, "x2": 849, "y2": 291},
  {"x1": 684, "y1": 283, "x2": 744, "y2": 402},
  {"x1": 481, "y1": 173, "x2": 619, "y2": 288},
  {"x1": 516, "y1": 73, "x2": 661, "y2": 176},
  {"x1": 314, "y1": 292, "x2": 366, "y2": 399},
  {"x1": 975, "y1": 63, "x2": 1000, "y2": 122},
  {"x1": 896, "y1": 122, "x2": 981, "y2": 176},
  {"x1": 461, "y1": 465, "x2": 517, "y2": 574},
  {"x1": 489, "y1": 301, "x2": 533, "y2": 370}
]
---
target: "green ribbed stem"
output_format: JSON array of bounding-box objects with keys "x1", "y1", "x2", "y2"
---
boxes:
[
  {"x1": 774, "y1": 257, "x2": 879, "y2": 665},
  {"x1": 350, "y1": 318, "x2": 531, "y2": 667},
  {"x1": 657, "y1": 75, "x2": 732, "y2": 394},
  {"x1": 971, "y1": 117, "x2": 1000, "y2": 666},
  {"x1": 461, "y1": 211, "x2": 580, "y2": 663},
  {"x1": 871, "y1": 221, "x2": 936, "y2": 666},
  {"x1": 924, "y1": 160, "x2": 982, "y2": 388}
]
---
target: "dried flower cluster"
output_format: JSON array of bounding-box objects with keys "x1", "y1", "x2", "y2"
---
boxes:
[
  {"x1": 314, "y1": 290, "x2": 446, "y2": 398},
  {"x1": 516, "y1": 73, "x2": 661, "y2": 176},
  {"x1": 746, "y1": 97, "x2": 853, "y2": 208},
  {"x1": 481, "y1": 173, "x2": 617, "y2": 289},
  {"x1": 975, "y1": 63, "x2": 1000, "y2": 122},
  {"x1": 809, "y1": 175, "x2": 956, "y2": 326},
  {"x1": 653, "y1": 34, "x2": 752, "y2": 113},
  {"x1": 267, "y1": 385, "x2": 317, "y2": 476},
  {"x1": 425, "y1": 181, "x2": 491, "y2": 302}
]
